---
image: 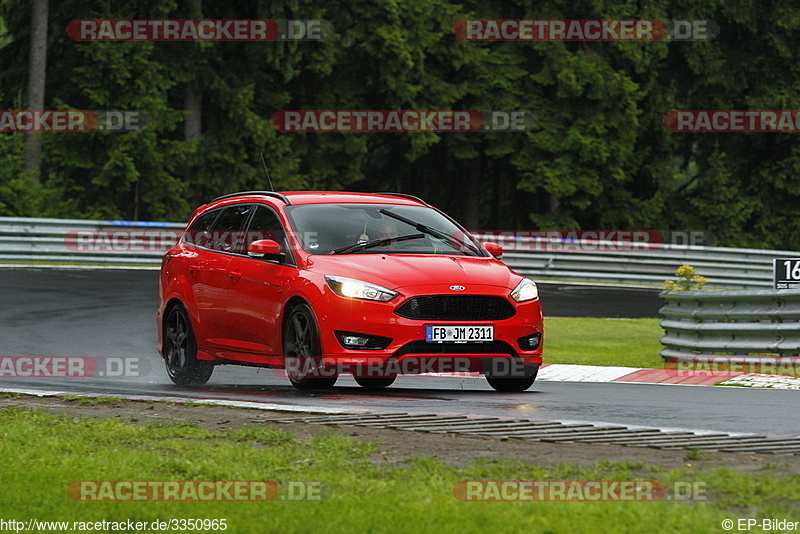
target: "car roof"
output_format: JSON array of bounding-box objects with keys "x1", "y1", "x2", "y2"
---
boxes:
[
  {"x1": 283, "y1": 191, "x2": 427, "y2": 206},
  {"x1": 206, "y1": 191, "x2": 428, "y2": 208}
]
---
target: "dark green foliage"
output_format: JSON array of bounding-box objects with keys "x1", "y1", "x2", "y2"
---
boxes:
[{"x1": 0, "y1": 0, "x2": 797, "y2": 248}]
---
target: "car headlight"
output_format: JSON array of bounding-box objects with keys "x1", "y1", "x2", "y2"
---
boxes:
[
  {"x1": 510, "y1": 278, "x2": 538, "y2": 302},
  {"x1": 325, "y1": 275, "x2": 398, "y2": 302}
]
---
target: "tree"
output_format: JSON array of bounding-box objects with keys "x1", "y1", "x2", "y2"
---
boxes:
[{"x1": 24, "y1": 0, "x2": 47, "y2": 182}]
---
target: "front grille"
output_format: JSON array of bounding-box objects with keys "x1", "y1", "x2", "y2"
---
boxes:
[
  {"x1": 395, "y1": 295, "x2": 515, "y2": 321},
  {"x1": 394, "y1": 340, "x2": 517, "y2": 358}
]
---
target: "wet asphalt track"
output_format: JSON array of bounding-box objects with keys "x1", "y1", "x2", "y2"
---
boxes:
[{"x1": 0, "y1": 267, "x2": 796, "y2": 437}]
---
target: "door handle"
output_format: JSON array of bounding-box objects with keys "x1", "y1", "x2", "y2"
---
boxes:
[
  {"x1": 189, "y1": 262, "x2": 206, "y2": 275},
  {"x1": 228, "y1": 270, "x2": 242, "y2": 281}
]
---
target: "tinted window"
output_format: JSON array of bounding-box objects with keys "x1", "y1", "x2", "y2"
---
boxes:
[
  {"x1": 183, "y1": 209, "x2": 221, "y2": 249},
  {"x1": 208, "y1": 204, "x2": 254, "y2": 254},
  {"x1": 245, "y1": 206, "x2": 288, "y2": 254},
  {"x1": 284, "y1": 203, "x2": 482, "y2": 256}
]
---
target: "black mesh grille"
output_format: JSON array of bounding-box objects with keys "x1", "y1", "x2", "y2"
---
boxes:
[
  {"x1": 394, "y1": 340, "x2": 517, "y2": 358},
  {"x1": 395, "y1": 295, "x2": 515, "y2": 321}
]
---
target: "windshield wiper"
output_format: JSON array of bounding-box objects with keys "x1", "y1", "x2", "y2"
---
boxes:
[
  {"x1": 331, "y1": 233, "x2": 425, "y2": 255},
  {"x1": 378, "y1": 209, "x2": 481, "y2": 255}
]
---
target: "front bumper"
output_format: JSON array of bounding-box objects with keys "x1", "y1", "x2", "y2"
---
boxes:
[{"x1": 312, "y1": 284, "x2": 543, "y2": 375}]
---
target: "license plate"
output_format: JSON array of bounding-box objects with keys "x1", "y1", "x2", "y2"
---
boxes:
[{"x1": 425, "y1": 325, "x2": 494, "y2": 343}]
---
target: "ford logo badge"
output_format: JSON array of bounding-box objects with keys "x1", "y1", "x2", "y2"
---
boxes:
[{"x1": 450, "y1": 285, "x2": 466, "y2": 291}]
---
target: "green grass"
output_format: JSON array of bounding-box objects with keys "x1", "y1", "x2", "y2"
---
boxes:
[
  {"x1": 685, "y1": 449, "x2": 710, "y2": 461},
  {"x1": 1, "y1": 407, "x2": 798, "y2": 533},
  {"x1": 544, "y1": 317, "x2": 665, "y2": 368},
  {"x1": 61, "y1": 395, "x2": 124, "y2": 406}
]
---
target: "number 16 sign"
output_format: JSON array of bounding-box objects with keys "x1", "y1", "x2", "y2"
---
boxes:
[{"x1": 775, "y1": 258, "x2": 800, "y2": 290}]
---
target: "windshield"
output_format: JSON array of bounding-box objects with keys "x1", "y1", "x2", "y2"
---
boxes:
[{"x1": 284, "y1": 203, "x2": 485, "y2": 256}]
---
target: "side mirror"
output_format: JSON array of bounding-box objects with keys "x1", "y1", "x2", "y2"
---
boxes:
[
  {"x1": 483, "y1": 242, "x2": 503, "y2": 259},
  {"x1": 248, "y1": 239, "x2": 285, "y2": 262}
]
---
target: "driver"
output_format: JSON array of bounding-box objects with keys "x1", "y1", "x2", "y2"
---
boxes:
[{"x1": 374, "y1": 219, "x2": 399, "y2": 248}]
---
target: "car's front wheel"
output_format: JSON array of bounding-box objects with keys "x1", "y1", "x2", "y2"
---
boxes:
[
  {"x1": 283, "y1": 303, "x2": 338, "y2": 390},
  {"x1": 485, "y1": 364, "x2": 539, "y2": 392},
  {"x1": 163, "y1": 304, "x2": 214, "y2": 386}
]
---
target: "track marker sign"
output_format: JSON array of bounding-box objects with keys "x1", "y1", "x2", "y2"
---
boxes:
[{"x1": 774, "y1": 258, "x2": 800, "y2": 289}]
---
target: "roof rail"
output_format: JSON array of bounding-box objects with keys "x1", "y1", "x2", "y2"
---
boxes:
[
  {"x1": 372, "y1": 192, "x2": 429, "y2": 206},
  {"x1": 210, "y1": 191, "x2": 291, "y2": 205}
]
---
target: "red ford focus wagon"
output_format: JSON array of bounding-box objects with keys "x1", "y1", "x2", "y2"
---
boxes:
[{"x1": 157, "y1": 191, "x2": 543, "y2": 391}]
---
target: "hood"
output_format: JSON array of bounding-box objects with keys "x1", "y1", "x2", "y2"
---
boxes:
[{"x1": 306, "y1": 254, "x2": 519, "y2": 290}]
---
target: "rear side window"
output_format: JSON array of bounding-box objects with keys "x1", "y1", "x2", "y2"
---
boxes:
[
  {"x1": 245, "y1": 206, "x2": 287, "y2": 253},
  {"x1": 208, "y1": 204, "x2": 255, "y2": 254},
  {"x1": 184, "y1": 209, "x2": 220, "y2": 249}
]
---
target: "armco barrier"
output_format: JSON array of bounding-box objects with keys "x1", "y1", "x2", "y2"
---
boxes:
[
  {"x1": 0, "y1": 217, "x2": 797, "y2": 289},
  {"x1": 659, "y1": 289, "x2": 800, "y2": 361},
  {"x1": 0, "y1": 217, "x2": 184, "y2": 265},
  {"x1": 472, "y1": 232, "x2": 795, "y2": 289},
  {"x1": 498, "y1": 247, "x2": 778, "y2": 289}
]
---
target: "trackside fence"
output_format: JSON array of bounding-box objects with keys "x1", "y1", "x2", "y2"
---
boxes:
[
  {"x1": 659, "y1": 289, "x2": 800, "y2": 362},
  {"x1": 0, "y1": 218, "x2": 798, "y2": 290},
  {"x1": 472, "y1": 232, "x2": 795, "y2": 289},
  {"x1": 0, "y1": 217, "x2": 183, "y2": 265}
]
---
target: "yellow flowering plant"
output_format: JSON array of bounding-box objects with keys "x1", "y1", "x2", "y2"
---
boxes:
[{"x1": 663, "y1": 264, "x2": 708, "y2": 291}]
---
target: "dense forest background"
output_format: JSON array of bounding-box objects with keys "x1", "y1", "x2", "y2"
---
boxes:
[{"x1": 0, "y1": 0, "x2": 798, "y2": 249}]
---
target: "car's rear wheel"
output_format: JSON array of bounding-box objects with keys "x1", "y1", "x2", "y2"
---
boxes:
[
  {"x1": 485, "y1": 364, "x2": 539, "y2": 392},
  {"x1": 353, "y1": 375, "x2": 397, "y2": 389},
  {"x1": 163, "y1": 304, "x2": 213, "y2": 386},
  {"x1": 284, "y1": 303, "x2": 338, "y2": 390}
]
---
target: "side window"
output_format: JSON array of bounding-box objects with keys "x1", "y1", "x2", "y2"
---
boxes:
[
  {"x1": 208, "y1": 204, "x2": 254, "y2": 254},
  {"x1": 183, "y1": 210, "x2": 220, "y2": 249},
  {"x1": 245, "y1": 206, "x2": 288, "y2": 256}
]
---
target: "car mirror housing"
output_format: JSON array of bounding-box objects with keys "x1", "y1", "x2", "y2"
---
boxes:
[
  {"x1": 483, "y1": 242, "x2": 503, "y2": 258},
  {"x1": 248, "y1": 239, "x2": 285, "y2": 262}
]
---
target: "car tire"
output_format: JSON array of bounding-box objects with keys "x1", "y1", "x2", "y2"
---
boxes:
[
  {"x1": 283, "y1": 303, "x2": 338, "y2": 390},
  {"x1": 163, "y1": 304, "x2": 214, "y2": 386},
  {"x1": 485, "y1": 364, "x2": 539, "y2": 392},
  {"x1": 353, "y1": 375, "x2": 397, "y2": 389}
]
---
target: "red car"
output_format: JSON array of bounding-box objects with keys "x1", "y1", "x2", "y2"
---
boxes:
[{"x1": 157, "y1": 191, "x2": 543, "y2": 391}]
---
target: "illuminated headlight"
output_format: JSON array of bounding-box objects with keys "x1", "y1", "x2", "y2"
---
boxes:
[
  {"x1": 325, "y1": 275, "x2": 398, "y2": 302},
  {"x1": 510, "y1": 278, "x2": 538, "y2": 302}
]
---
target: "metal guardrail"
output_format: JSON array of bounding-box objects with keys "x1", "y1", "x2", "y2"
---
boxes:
[
  {"x1": 659, "y1": 289, "x2": 800, "y2": 361},
  {"x1": 0, "y1": 217, "x2": 797, "y2": 290},
  {"x1": 0, "y1": 216, "x2": 184, "y2": 265},
  {"x1": 471, "y1": 232, "x2": 797, "y2": 289}
]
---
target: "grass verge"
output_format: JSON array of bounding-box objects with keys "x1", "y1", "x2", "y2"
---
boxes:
[
  {"x1": 544, "y1": 317, "x2": 664, "y2": 368},
  {"x1": 1, "y1": 407, "x2": 797, "y2": 533}
]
